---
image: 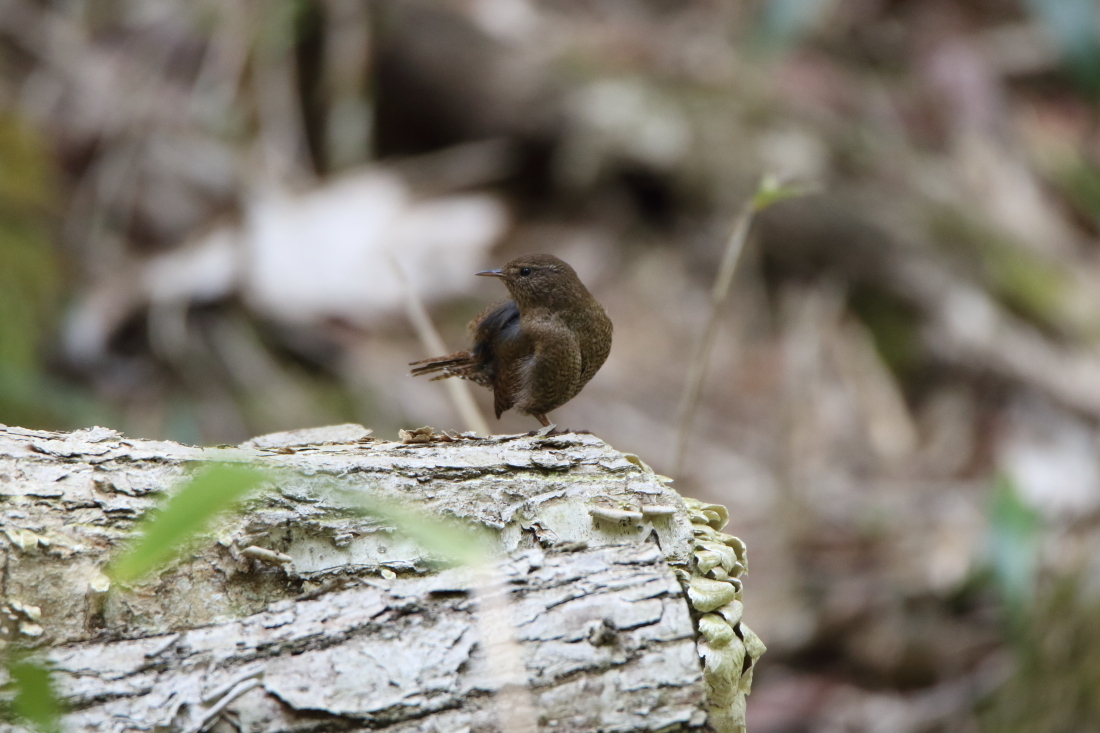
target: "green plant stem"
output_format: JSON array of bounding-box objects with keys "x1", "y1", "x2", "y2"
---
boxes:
[{"x1": 672, "y1": 201, "x2": 755, "y2": 477}]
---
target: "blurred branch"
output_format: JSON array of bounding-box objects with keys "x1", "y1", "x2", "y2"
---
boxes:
[
  {"x1": 322, "y1": 0, "x2": 373, "y2": 168},
  {"x1": 252, "y1": 0, "x2": 314, "y2": 183},
  {"x1": 829, "y1": 315, "x2": 918, "y2": 464},
  {"x1": 393, "y1": 138, "x2": 518, "y2": 194},
  {"x1": 390, "y1": 257, "x2": 492, "y2": 437},
  {"x1": 760, "y1": 197, "x2": 1100, "y2": 419},
  {"x1": 190, "y1": 0, "x2": 252, "y2": 126}
]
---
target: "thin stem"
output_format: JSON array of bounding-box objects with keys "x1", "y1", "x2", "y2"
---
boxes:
[
  {"x1": 390, "y1": 257, "x2": 492, "y2": 437},
  {"x1": 672, "y1": 201, "x2": 756, "y2": 476},
  {"x1": 474, "y1": 564, "x2": 539, "y2": 733}
]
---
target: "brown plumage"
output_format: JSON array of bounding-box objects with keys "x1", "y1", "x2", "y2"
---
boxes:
[{"x1": 409, "y1": 254, "x2": 613, "y2": 427}]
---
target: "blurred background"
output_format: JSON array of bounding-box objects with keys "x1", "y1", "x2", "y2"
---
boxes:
[{"x1": 2, "y1": 0, "x2": 1100, "y2": 729}]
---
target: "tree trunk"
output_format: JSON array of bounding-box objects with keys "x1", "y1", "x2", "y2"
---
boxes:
[{"x1": 0, "y1": 423, "x2": 763, "y2": 732}]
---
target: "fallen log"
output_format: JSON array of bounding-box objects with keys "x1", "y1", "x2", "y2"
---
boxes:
[{"x1": 0, "y1": 423, "x2": 763, "y2": 732}]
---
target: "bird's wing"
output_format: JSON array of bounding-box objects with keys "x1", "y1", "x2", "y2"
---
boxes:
[
  {"x1": 470, "y1": 299, "x2": 521, "y2": 364},
  {"x1": 492, "y1": 346, "x2": 532, "y2": 419},
  {"x1": 577, "y1": 304, "x2": 613, "y2": 388},
  {"x1": 493, "y1": 365, "x2": 519, "y2": 419},
  {"x1": 522, "y1": 317, "x2": 582, "y2": 415},
  {"x1": 469, "y1": 300, "x2": 525, "y2": 418}
]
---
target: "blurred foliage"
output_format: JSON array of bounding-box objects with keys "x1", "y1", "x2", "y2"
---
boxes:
[
  {"x1": 110, "y1": 461, "x2": 491, "y2": 585},
  {"x1": 848, "y1": 286, "x2": 923, "y2": 380},
  {"x1": 988, "y1": 475, "x2": 1041, "y2": 625},
  {"x1": 330, "y1": 485, "x2": 493, "y2": 567},
  {"x1": 0, "y1": 655, "x2": 62, "y2": 733},
  {"x1": 978, "y1": 243, "x2": 1065, "y2": 333},
  {"x1": 984, "y1": 478, "x2": 1100, "y2": 733},
  {"x1": 979, "y1": 575, "x2": 1100, "y2": 733},
  {"x1": 110, "y1": 463, "x2": 267, "y2": 583},
  {"x1": 0, "y1": 116, "x2": 61, "y2": 428},
  {"x1": 1023, "y1": 0, "x2": 1100, "y2": 92},
  {"x1": 928, "y1": 208, "x2": 1068, "y2": 332},
  {"x1": 1051, "y1": 156, "x2": 1100, "y2": 230},
  {"x1": 755, "y1": 0, "x2": 833, "y2": 50}
]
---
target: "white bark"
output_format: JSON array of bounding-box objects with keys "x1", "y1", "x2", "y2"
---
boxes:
[{"x1": 0, "y1": 423, "x2": 762, "y2": 732}]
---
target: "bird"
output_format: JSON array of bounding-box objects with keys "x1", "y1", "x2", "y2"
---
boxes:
[{"x1": 410, "y1": 254, "x2": 613, "y2": 428}]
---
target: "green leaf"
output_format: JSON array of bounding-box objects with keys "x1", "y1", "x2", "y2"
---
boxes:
[
  {"x1": 110, "y1": 463, "x2": 266, "y2": 583},
  {"x1": 329, "y1": 487, "x2": 490, "y2": 567},
  {"x1": 751, "y1": 174, "x2": 812, "y2": 212},
  {"x1": 989, "y1": 475, "x2": 1041, "y2": 619},
  {"x1": 5, "y1": 658, "x2": 61, "y2": 733}
]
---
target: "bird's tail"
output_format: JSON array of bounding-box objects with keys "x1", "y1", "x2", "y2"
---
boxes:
[{"x1": 409, "y1": 352, "x2": 475, "y2": 381}]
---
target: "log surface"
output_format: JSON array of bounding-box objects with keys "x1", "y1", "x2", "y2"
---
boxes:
[{"x1": 0, "y1": 423, "x2": 757, "y2": 732}]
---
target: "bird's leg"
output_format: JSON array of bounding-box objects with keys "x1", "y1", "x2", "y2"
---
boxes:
[
  {"x1": 529, "y1": 414, "x2": 570, "y2": 437},
  {"x1": 526, "y1": 414, "x2": 562, "y2": 437}
]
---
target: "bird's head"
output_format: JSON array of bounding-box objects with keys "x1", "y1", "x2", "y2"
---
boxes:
[{"x1": 477, "y1": 254, "x2": 590, "y2": 309}]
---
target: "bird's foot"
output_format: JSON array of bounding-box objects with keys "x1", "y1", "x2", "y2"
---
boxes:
[{"x1": 526, "y1": 425, "x2": 594, "y2": 437}]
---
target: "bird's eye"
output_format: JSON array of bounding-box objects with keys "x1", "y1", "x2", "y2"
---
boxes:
[{"x1": 519, "y1": 267, "x2": 531, "y2": 276}]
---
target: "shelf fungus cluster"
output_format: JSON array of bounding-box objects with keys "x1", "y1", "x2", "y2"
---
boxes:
[
  {"x1": 1, "y1": 599, "x2": 44, "y2": 640},
  {"x1": 674, "y1": 497, "x2": 766, "y2": 733}
]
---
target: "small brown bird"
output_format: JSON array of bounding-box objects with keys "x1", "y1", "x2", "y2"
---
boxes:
[{"x1": 410, "y1": 254, "x2": 612, "y2": 427}]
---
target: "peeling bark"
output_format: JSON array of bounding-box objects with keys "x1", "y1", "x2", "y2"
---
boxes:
[{"x1": 0, "y1": 424, "x2": 762, "y2": 732}]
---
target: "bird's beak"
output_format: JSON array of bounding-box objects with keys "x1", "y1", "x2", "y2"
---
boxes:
[{"x1": 476, "y1": 269, "x2": 505, "y2": 279}]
